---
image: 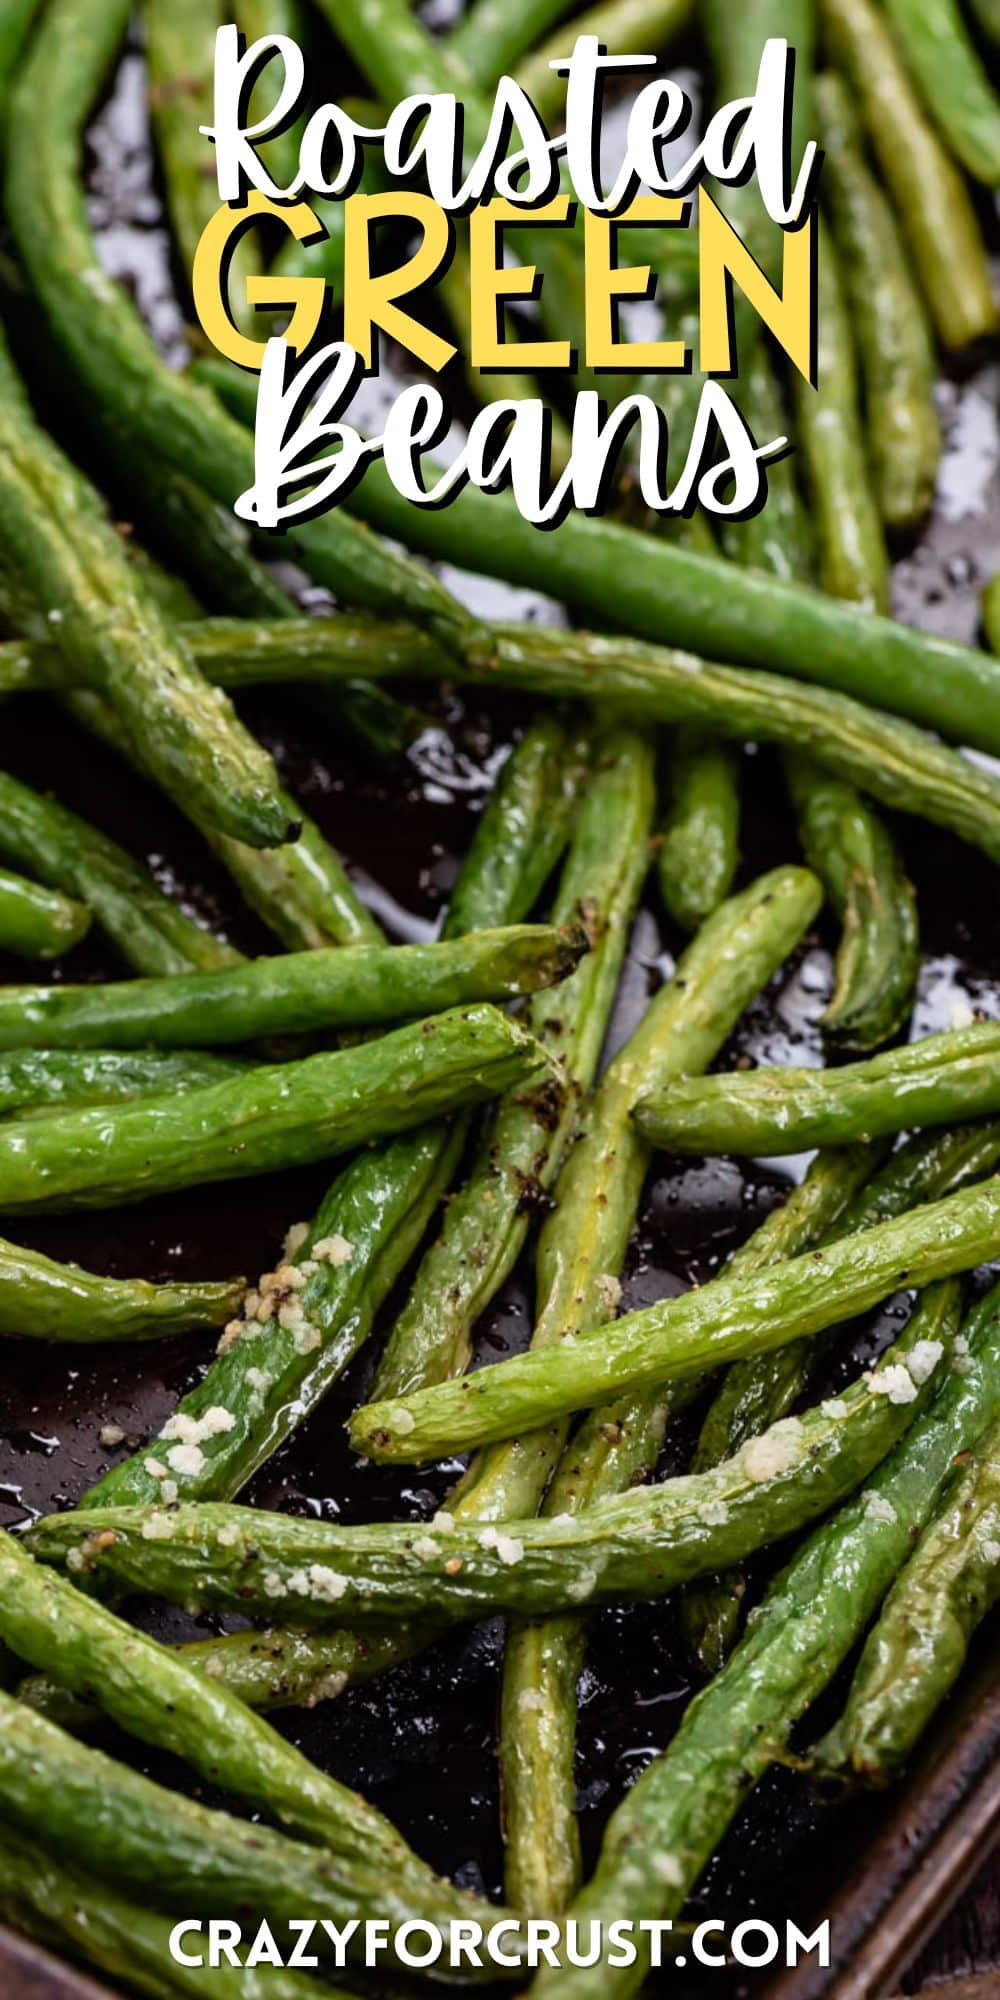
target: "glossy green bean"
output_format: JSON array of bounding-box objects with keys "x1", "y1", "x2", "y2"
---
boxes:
[
  {"x1": 636, "y1": 1023, "x2": 1000, "y2": 1156},
  {"x1": 0, "y1": 869, "x2": 90, "y2": 960},
  {"x1": 656, "y1": 730, "x2": 740, "y2": 932},
  {"x1": 513, "y1": 0, "x2": 696, "y2": 126},
  {"x1": 818, "y1": 1407, "x2": 1000, "y2": 1778},
  {"x1": 0, "y1": 770, "x2": 239, "y2": 975},
  {"x1": 0, "y1": 1049, "x2": 247, "y2": 1119},
  {"x1": 785, "y1": 752, "x2": 919, "y2": 1052},
  {"x1": 0, "y1": 1237, "x2": 243, "y2": 1344},
  {"x1": 0, "y1": 1004, "x2": 544, "y2": 1214},
  {"x1": 349, "y1": 1176, "x2": 1000, "y2": 1459}
]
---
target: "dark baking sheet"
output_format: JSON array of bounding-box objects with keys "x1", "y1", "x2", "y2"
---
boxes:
[{"x1": 1, "y1": 16, "x2": 999, "y2": 1997}]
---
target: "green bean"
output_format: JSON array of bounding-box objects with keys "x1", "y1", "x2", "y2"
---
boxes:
[
  {"x1": 0, "y1": 1823, "x2": 355, "y2": 2000},
  {"x1": 5, "y1": 0, "x2": 480, "y2": 658},
  {"x1": 636, "y1": 1023, "x2": 1000, "y2": 1157},
  {"x1": 29, "y1": 1292, "x2": 956, "y2": 1622},
  {"x1": 704, "y1": 0, "x2": 816, "y2": 284},
  {"x1": 0, "y1": 1237, "x2": 244, "y2": 1345},
  {"x1": 883, "y1": 0, "x2": 1000, "y2": 184},
  {"x1": 443, "y1": 718, "x2": 589, "y2": 940},
  {"x1": 145, "y1": 0, "x2": 259, "y2": 335},
  {"x1": 0, "y1": 925, "x2": 583, "y2": 1051},
  {"x1": 0, "y1": 1530, "x2": 511, "y2": 1928},
  {"x1": 816, "y1": 70, "x2": 939, "y2": 528},
  {"x1": 0, "y1": 868, "x2": 90, "y2": 961},
  {"x1": 0, "y1": 1003, "x2": 544, "y2": 1214},
  {"x1": 819, "y1": 1409, "x2": 1000, "y2": 1778},
  {"x1": 452, "y1": 866, "x2": 821, "y2": 1524},
  {"x1": 794, "y1": 221, "x2": 890, "y2": 610},
  {"x1": 348, "y1": 1175, "x2": 1000, "y2": 1459},
  {"x1": 207, "y1": 360, "x2": 1000, "y2": 757},
  {"x1": 0, "y1": 770, "x2": 240, "y2": 975},
  {"x1": 684, "y1": 1120, "x2": 1000, "y2": 1674},
  {"x1": 513, "y1": 0, "x2": 696, "y2": 126},
  {"x1": 96, "y1": 591, "x2": 1000, "y2": 870},
  {"x1": 821, "y1": 0, "x2": 998, "y2": 347},
  {"x1": 83, "y1": 723, "x2": 581, "y2": 1508},
  {"x1": 0, "y1": 1050, "x2": 248, "y2": 1119},
  {"x1": 527, "y1": 1280, "x2": 997, "y2": 2000},
  {"x1": 0, "y1": 335, "x2": 291, "y2": 852},
  {"x1": 656, "y1": 731, "x2": 740, "y2": 932},
  {"x1": 0, "y1": 0, "x2": 38, "y2": 126},
  {"x1": 0, "y1": 1691, "x2": 519, "y2": 1976},
  {"x1": 785, "y1": 752, "x2": 919, "y2": 1052},
  {"x1": 234, "y1": 0, "x2": 307, "y2": 196},
  {"x1": 372, "y1": 727, "x2": 654, "y2": 1402},
  {"x1": 503, "y1": 1141, "x2": 882, "y2": 1914},
  {"x1": 720, "y1": 345, "x2": 813, "y2": 581}
]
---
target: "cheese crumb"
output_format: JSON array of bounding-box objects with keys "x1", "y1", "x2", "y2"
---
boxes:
[
  {"x1": 141, "y1": 1513, "x2": 176, "y2": 1541},
  {"x1": 820, "y1": 1398, "x2": 847, "y2": 1420},
  {"x1": 245, "y1": 1367, "x2": 270, "y2": 1392},
  {"x1": 312, "y1": 1234, "x2": 353, "y2": 1267},
  {"x1": 907, "y1": 1339, "x2": 944, "y2": 1386},
  {"x1": 262, "y1": 1570, "x2": 287, "y2": 1598},
  {"x1": 204, "y1": 1656, "x2": 226, "y2": 1679},
  {"x1": 863, "y1": 1491, "x2": 898, "y2": 1525},
  {"x1": 166, "y1": 1442, "x2": 205, "y2": 1478},
  {"x1": 742, "y1": 1419, "x2": 804, "y2": 1483},
  {"x1": 702, "y1": 1498, "x2": 730, "y2": 1527},
  {"x1": 161, "y1": 1407, "x2": 235, "y2": 1447},
  {"x1": 145, "y1": 1458, "x2": 167, "y2": 1481},
  {"x1": 391, "y1": 1408, "x2": 416, "y2": 1435},
  {"x1": 652, "y1": 1854, "x2": 684, "y2": 1889},
  {"x1": 160, "y1": 1481, "x2": 178, "y2": 1506},
  {"x1": 431, "y1": 1510, "x2": 456, "y2": 1533},
  {"x1": 411, "y1": 1536, "x2": 440, "y2": 1561},
  {"x1": 949, "y1": 999, "x2": 975, "y2": 1030},
  {"x1": 305, "y1": 1671, "x2": 349, "y2": 1706},
  {"x1": 952, "y1": 1334, "x2": 972, "y2": 1377},
  {"x1": 519, "y1": 1689, "x2": 545, "y2": 1713},
  {"x1": 594, "y1": 1272, "x2": 622, "y2": 1316},
  {"x1": 283, "y1": 1221, "x2": 310, "y2": 1260},
  {"x1": 868, "y1": 1364, "x2": 918, "y2": 1405},
  {"x1": 66, "y1": 1547, "x2": 87, "y2": 1573},
  {"x1": 217, "y1": 1321, "x2": 244, "y2": 1354},
  {"x1": 304, "y1": 1563, "x2": 348, "y2": 1602},
  {"x1": 99, "y1": 1423, "x2": 125, "y2": 1448},
  {"x1": 981, "y1": 1538, "x2": 1000, "y2": 1566},
  {"x1": 217, "y1": 1524, "x2": 241, "y2": 1548},
  {"x1": 478, "y1": 1527, "x2": 525, "y2": 1565}
]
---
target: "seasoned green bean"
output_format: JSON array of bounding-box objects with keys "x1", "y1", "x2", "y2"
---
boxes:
[
  {"x1": 0, "y1": 770, "x2": 239, "y2": 975},
  {"x1": 29, "y1": 1295, "x2": 955, "y2": 1622},
  {"x1": 0, "y1": 869, "x2": 90, "y2": 961},
  {"x1": 0, "y1": 1528, "x2": 507, "y2": 1918},
  {"x1": 684, "y1": 1120, "x2": 1000, "y2": 1674},
  {"x1": 0, "y1": 1004, "x2": 544, "y2": 1214},
  {"x1": 821, "y1": 0, "x2": 998, "y2": 347},
  {"x1": 0, "y1": 1691, "x2": 520, "y2": 1976},
  {"x1": 656, "y1": 731, "x2": 740, "y2": 932},
  {"x1": 503, "y1": 1140, "x2": 882, "y2": 1914},
  {"x1": 0, "y1": 926, "x2": 584, "y2": 1051},
  {"x1": 0, "y1": 1824, "x2": 355, "y2": 2000},
  {"x1": 349, "y1": 1176, "x2": 1000, "y2": 1459},
  {"x1": 785, "y1": 753, "x2": 919, "y2": 1052},
  {"x1": 0, "y1": 1238, "x2": 244, "y2": 1344},
  {"x1": 816, "y1": 69, "x2": 939, "y2": 528},
  {"x1": 818, "y1": 1408, "x2": 1000, "y2": 1779},
  {"x1": 373, "y1": 727, "x2": 653, "y2": 1401},
  {"x1": 527, "y1": 1281, "x2": 997, "y2": 2000},
  {"x1": 721, "y1": 345, "x2": 813, "y2": 581},
  {"x1": 636, "y1": 1023, "x2": 1000, "y2": 1156}
]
